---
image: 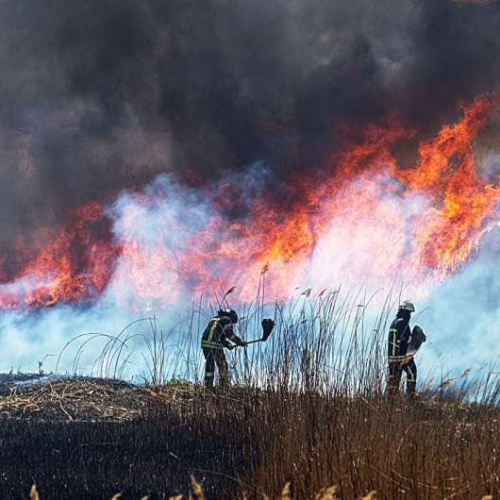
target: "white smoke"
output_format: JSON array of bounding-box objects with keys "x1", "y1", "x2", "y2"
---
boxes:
[
  {"x1": 416, "y1": 230, "x2": 500, "y2": 380},
  {"x1": 0, "y1": 170, "x2": 499, "y2": 386},
  {"x1": 306, "y1": 168, "x2": 431, "y2": 291},
  {"x1": 0, "y1": 175, "x2": 210, "y2": 375}
]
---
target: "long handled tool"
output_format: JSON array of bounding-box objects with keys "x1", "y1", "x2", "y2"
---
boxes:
[{"x1": 244, "y1": 318, "x2": 275, "y2": 345}]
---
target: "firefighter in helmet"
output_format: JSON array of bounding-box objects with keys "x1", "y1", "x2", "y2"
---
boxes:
[
  {"x1": 387, "y1": 300, "x2": 419, "y2": 397},
  {"x1": 201, "y1": 309, "x2": 247, "y2": 389}
]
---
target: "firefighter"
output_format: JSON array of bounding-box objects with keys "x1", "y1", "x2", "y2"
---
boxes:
[
  {"x1": 387, "y1": 300, "x2": 418, "y2": 397},
  {"x1": 201, "y1": 308, "x2": 247, "y2": 389}
]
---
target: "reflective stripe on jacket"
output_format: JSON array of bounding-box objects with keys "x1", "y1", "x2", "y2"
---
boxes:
[
  {"x1": 201, "y1": 319, "x2": 225, "y2": 349},
  {"x1": 201, "y1": 315, "x2": 243, "y2": 350},
  {"x1": 388, "y1": 317, "x2": 411, "y2": 360},
  {"x1": 201, "y1": 314, "x2": 244, "y2": 350}
]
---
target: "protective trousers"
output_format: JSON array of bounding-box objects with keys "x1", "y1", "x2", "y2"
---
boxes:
[
  {"x1": 387, "y1": 358, "x2": 417, "y2": 396},
  {"x1": 203, "y1": 348, "x2": 229, "y2": 389}
]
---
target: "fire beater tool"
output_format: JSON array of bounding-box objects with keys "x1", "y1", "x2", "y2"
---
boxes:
[
  {"x1": 403, "y1": 324, "x2": 427, "y2": 360},
  {"x1": 244, "y1": 318, "x2": 276, "y2": 346}
]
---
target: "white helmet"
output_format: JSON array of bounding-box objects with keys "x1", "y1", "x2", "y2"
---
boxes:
[{"x1": 399, "y1": 300, "x2": 415, "y2": 312}]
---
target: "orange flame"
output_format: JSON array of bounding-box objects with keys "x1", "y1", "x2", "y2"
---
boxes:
[
  {"x1": 0, "y1": 202, "x2": 119, "y2": 309},
  {"x1": 1, "y1": 95, "x2": 499, "y2": 309},
  {"x1": 181, "y1": 95, "x2": 500, "y2": 300},
  {"x1": 398, "y1": 97, "x2": 500, "y2": 273}
]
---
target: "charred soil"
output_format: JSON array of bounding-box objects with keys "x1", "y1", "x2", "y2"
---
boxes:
[{"x1": 0, "y1": 376, "x2": 499, "y2": 499}]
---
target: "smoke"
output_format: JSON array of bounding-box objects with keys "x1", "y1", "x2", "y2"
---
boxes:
[
  {"x1": 415, "y1": 242, "x2": 500, "y2": 384},
  {"x1": 0, "y1": 170, "x2": 498, "y2": 379},
  {"x1": 2, "y1": 0, "x2": 500, "y2": 375},
  {"x1": 1, "y1": 1, "x2": 500, "y2": 221}
]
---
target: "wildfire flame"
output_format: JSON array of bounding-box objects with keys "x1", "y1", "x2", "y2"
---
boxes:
[
  {"x1": 0, "y1": 202, "x2": 119, "y2": 309},
  {"x1": 1, "y1": 96, "x2": 499, "y2": 310}
]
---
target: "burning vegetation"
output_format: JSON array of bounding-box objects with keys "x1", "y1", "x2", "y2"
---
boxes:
[
  {"x1": 1, "y1": 96, "x2": 500, "y2": 308},
  {"x1": 2, "y1": 0, "x2": 500, "y2": 498},
  {"x1": 1, "y1": 0, "x2": 500, "y2": 309},
  {"x1": 0, "y1": 202, "x2": 119, "y2": 309}
]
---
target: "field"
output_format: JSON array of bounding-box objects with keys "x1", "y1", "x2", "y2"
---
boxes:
[{"x1": 1, "y1": 293, "x2": 499, "y2": 499}]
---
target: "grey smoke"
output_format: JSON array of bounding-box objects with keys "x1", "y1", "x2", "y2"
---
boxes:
[
  {"x1": 1, "y1": 0, "x2": 500, "y2": 378},
  {"x1": 1, "y1": 0, "x2": 500, "y2": 259}
]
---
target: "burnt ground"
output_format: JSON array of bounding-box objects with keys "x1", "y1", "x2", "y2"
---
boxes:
[
  {"x1": 0, "y1": 375, "x2": 255, "y2": 500},
  {"x1": 0, "y1": 374, "x2": 497, "y2": 500}
]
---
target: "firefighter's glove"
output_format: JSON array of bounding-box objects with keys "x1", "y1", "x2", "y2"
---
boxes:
[{"x1": 262, "y1": 318, "x2": 275, "y2": 337}]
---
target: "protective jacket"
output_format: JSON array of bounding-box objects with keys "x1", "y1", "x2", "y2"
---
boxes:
[
  {"x1": 387, "y1": 315, "x2": 417, "y2": 396},
  {"x1": 201, "y1": 315, "x2": 244, "y2": 350},
  {"x1": 388, "y1": 316, "x2": 411, "y2": 363}
]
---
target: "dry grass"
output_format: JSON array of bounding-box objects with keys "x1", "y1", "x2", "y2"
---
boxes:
[
  {"x1": 9, "y1": 383, "x2": 498, "y2": 497},
  {"x1": 6, "y1": 290, "x2": 500, "y2": 498},
  {"x1": 27, "y1": 479, "x2": 500, "y2": 499},
  {"x1": 29, "y1": 480, "x2": 365, "y2": 500},
  {"x1": 13, "y1": 386, "x2": 500, "y2": 497},
  {"x1": 29, "y1": 485, "x2": 39, "y2": 500},
  {"x1": 0, "y1": 377, "x2": 173, "y2": 421}
]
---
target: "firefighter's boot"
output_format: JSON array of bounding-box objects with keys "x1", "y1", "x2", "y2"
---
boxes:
[
  {"x1": 204, "y1": 372, "x2": 215, "y2": 390},
  {"x1": 407, "y1": 381, "x2": 416, "y2": 400}
]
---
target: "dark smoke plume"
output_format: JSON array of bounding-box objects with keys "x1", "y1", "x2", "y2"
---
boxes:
[{"x1": 1, "y1": 0, "x2": 500, "y2": 276}]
